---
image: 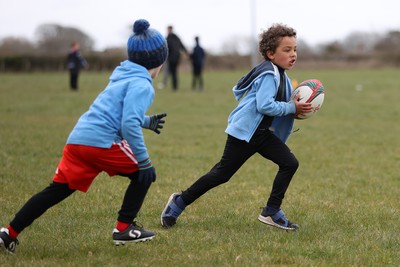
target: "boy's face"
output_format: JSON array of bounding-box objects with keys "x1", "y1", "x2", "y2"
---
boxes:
[
  {"x1": 267, "y1": 36, "x2": 297, "y2": 70},
  {"x1": 150, "y1": 65, "x2": 163, "y2": 79}
]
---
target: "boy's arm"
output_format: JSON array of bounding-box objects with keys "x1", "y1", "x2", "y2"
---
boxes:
[
  {"x1": 255, "y1": 76, "x2": 295, "y2": 116},
  {"x1": 121, "y1": 85, "x2": 153, "y2": 162}
]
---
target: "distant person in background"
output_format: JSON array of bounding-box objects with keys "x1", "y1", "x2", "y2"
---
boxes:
[
  {"x1": 190, "y1": 36, "x2": 206, "y2": 90},
  {"x1": 166, "y1": 25, "x2": 188, "y2": 91},
  {"x1": 67, "y1": 41, "x2": 88, "y2": 90},
  {"x1": 0, "y1": 19, "x2": 168, "y2": 254}
]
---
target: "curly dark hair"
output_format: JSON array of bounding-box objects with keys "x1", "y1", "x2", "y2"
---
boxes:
[{"x1": 259, "y1": 23, "x2": 297, "y2": 60}]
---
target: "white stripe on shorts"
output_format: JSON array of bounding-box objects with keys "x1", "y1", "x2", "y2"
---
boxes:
[{"x1": 116, "y1": 141, "x2": 138, "y2": 163}]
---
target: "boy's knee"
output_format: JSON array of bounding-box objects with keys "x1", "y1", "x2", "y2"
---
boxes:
[
  {"x1": 282, "y1": 156, "x2": 299, "y2": 172},
  {"x1": 290, "y1": 157, "x2": 299, "y2": 172}
]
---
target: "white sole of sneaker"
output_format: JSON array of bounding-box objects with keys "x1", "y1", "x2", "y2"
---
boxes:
[
  {"x1": 160, "y1": 192, "x2": 179, "y2": 227},
  {"x1": 258, "y1": 215, "x2": 297, "y2": 231},
  {"x1": 0, "y1": 242, "x2": 15, "y2": 254},
  {"x1": 113, "y1": 235, "x2": 155, "y2": 246}
]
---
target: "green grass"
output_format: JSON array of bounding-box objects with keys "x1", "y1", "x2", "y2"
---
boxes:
[{"x1": 1, "y1": 68, "x2": 399, "y2": 266}]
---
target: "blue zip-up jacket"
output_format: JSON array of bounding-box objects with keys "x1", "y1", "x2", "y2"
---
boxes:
[
  {"x1": 67, "y1": 60, "x2": 156, "y2": 162},
  {"x1": 225, "y1": 60, "x2": 296, "y2": 143}
]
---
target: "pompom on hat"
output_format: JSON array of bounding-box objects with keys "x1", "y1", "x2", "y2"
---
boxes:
[{"x1": 127, "y1": 19, "x2": 168, "y2": 69}]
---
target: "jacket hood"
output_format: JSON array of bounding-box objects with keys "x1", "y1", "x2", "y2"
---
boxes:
[
  {"x1": 233, "y1": 60, "x2": 278, "y2": 100},
  {"x1": 109, "y1": 60, "x2": 152, "y2": 83}
]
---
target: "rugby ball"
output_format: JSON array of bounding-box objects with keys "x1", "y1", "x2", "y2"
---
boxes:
[{"x1": 290, "y1": 79, "x2": 325, "y2": 119}]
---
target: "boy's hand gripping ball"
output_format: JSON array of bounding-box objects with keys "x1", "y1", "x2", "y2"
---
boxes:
[{"x1": 290, "y1": 79, "x2": 325, "y2": 119}]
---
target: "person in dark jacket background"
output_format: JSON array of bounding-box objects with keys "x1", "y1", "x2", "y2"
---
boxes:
[
  {"x1": 67, "y1": 41, "x2": 88, "y2": 90},
  {"x1": 190, "y1": 36, "x2": 206, "y2": 90},
  {"x1": 166, "y1": 25, "x2": 187, "y2": 91}
]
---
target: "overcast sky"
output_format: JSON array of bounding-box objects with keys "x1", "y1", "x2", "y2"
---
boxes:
[{"x1": 1, "y1": 0, "x2": 398, "y2": 53}]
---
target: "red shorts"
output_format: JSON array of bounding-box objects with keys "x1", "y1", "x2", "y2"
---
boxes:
[{"x1": 53, "y1": 140, "x2": 139, "y2": 192}]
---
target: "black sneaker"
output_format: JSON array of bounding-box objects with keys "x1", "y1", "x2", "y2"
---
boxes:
[
  {"x1": 0, "y1": 227, "x2": 19, "y2": 254},
  {"x1": 258, "y1": 208, "x2": 299, "y2": 231},
  {"x1": 112, "y1": 222, "x2": 155, "y2": 245}
]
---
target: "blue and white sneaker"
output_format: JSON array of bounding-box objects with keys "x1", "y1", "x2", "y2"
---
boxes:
[
  {"x1": 112, "y1": 222, "x2": 155, "y2": 245},
  {"x1": 0, "y1": 227, "x2": 19, "y2": 254},
  {"x1": 161, "y1": 192, "x2": 185, "y2": 228},
  {"x1": 258, "y1": 208, "x2": 299, "y2": 231}
]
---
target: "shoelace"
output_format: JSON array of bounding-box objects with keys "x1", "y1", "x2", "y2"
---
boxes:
[{"x1": 132, "y1": 221, "x2": 144, "y2": 229}]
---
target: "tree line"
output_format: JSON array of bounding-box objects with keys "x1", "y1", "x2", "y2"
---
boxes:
[{"x1": 1, "y1": 24, "x2": 399, "y2": 71}]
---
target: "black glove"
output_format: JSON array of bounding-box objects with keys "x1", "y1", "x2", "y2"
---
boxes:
[
  {"x1": 137, "y1": 159, "x2": 156, "y2": 186},
  {"x1": 148, "y1": 113, "x2": 167, "y2": 134}
]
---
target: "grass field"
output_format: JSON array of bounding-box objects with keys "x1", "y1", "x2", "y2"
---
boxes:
[{"x1": 0, "y1": 68, "x2": 399, "y2": 266}]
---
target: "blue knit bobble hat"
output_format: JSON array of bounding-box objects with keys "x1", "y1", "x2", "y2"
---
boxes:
[{"x1": 127, "y1": 19, "x2": 168, "y2": 69}]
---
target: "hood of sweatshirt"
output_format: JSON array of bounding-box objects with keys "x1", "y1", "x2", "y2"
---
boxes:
[
  {"x1": 109, "y1": 60, "x2": 152, "y2": 83},
  {"x1": 232, "y1": 60, "x2": 278, "y2": 100}
]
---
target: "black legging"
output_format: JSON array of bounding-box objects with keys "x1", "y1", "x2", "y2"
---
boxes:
[
  {"x1": 9, "y1": 172, "x2": 150, "y2": 233},
  {"x1": 10, "y1": 182, "x2": 76, "y2": 233},
  {"x1": 181, "y1": 129, "x2": 299, "y2": 209},
  {"x1": 117, "y1": 172, "x2": 151, "y2": 223}
]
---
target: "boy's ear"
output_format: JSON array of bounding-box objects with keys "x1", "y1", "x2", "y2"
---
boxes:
[{"x1": 266, "y1": 50, "x2": 274, "y2": 60}]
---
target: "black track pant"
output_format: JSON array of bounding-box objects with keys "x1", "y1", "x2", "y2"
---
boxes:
[
  {"x1": 181, "y1": 129, "x2": 299, "y2": 209},
  {"x1": 192, "y1": 66, "x2": 203, "y2": 89},
  {"x1": 168, "y1": 61, "x2": 179, "y2": 90},
  {"x1": 69, "y1": 71, "x2": 79, "y2": 90},
  {"x1": 9, "y1": 172, "x2": 149, "y2": 233}
]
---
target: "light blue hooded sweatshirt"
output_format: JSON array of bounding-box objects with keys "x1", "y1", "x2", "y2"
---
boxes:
[
  {"x1": 67, "y1": 60, "x2": 156, "y2": 162},
  {"x1": 225, "y1": 60, "x2": 296, "y2": 143}
]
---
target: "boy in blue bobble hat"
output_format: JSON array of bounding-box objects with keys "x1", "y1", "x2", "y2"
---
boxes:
[{"x1": 0, "y1": 19, "x2": 168, "y2": 253}]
